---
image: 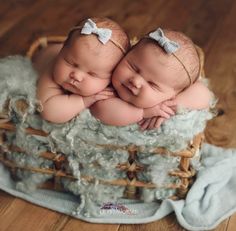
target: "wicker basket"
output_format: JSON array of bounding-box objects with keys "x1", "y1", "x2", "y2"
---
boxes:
[{"x1": 0, "y1": 36, "x2": 206, "y2": 200}]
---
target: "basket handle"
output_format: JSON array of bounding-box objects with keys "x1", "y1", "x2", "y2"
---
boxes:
[{"x1": 26, "y1": 36, "x2": 66, "y2": 59}]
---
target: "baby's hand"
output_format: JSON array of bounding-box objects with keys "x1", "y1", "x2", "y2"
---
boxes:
[
  {"x1": 83, "y1": 87, "x2": 116, "y2": 108},
  {"x1": 143, "y1": 99, "x2": 177, "y2": 119},
  {"x1": 138, "y1": 117, "x2": 167, "y2": 131},
  {"x1": 140, "y1": 99, "x2": 177, "y2": 131}
]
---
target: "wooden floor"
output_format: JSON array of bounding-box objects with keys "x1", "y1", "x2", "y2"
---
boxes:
[{"x1": 0, "y1": 0, "x2": 236, "y2": 230}]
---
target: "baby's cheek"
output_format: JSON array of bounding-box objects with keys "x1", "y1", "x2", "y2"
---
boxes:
[
  {"x1": 139, "y1": 89, "x2": 157, "y2": 107},
  {"x1": 97, "y1": 79, "x2": 110, "y2": 91},
  {"x1": 83, "y1": 79, "x2": 107, "y2": 95}
]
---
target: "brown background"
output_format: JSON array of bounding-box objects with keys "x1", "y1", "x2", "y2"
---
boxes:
[{"x1": 0, "y1": 0, "x2": 236, "y2": 230}]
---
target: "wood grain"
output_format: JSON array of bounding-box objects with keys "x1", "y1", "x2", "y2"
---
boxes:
[
  {"x1": 59, "y1": 219, "x2": 120, "y2": 231},
  {"x1": 0, "y1": 192, "x2": 68, "y2": 231},
  {"x1": 204, "y1": 0, "x2": 236, "y2": 148}
]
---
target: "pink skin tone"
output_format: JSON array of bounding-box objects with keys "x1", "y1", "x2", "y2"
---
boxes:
[
  {"x1": 90, "y1": 40, "x2": 212, "y2": 129},
  {"x1": 36, "y1": 32, "x2": 124, "y2": 123}
]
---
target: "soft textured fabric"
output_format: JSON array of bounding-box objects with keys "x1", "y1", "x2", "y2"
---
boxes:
[{"x1": 1, "y1": 143, "x2": 236, "y2": 230}]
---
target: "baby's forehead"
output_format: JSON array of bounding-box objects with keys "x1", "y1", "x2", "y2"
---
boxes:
[
  {"x1": 70, "y1": 34, "x2": 120, "y2": 57},
  {"x1": 128, "y1": 39, "x2": 186, "y2": 82},
  {"x1": 129, "y1": 39, "x2": 175, "y2": 65}
]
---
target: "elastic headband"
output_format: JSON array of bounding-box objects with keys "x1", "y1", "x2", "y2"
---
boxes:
[{"x1": 70, "y1": 18, "x2": 126, "y2": 54}]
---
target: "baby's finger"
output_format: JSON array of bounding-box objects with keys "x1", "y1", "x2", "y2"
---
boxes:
[
  {"x1": 154, "y1": 117, "x2": 166, "y2": 128},
  {"x1": 159, "y1": 111, "x2": 171, "y2": 119},
  {"x1": 147, "y1": 117, "x2": 157, "y2": 130},
  {"x1": 161, "y1": 104, "x2": 175, "y2": 115},
  {"x1": 140, "y1": 118, "x2": 152, "y2": 131},
  {"x1": 138, "y1": 119, "x2": 145, "y2": 125}
]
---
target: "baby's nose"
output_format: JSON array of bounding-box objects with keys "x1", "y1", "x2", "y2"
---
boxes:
[
  {"x1": 70, "y1": 71, "x2": 83, "y2": 82},
  {"x1": 129, "y1": 76, "x2": 142, "y2": 88}
]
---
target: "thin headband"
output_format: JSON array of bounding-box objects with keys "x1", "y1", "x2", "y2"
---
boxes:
[{"x1": 70, "y1": 18, "x2": 126, "y2": 54}]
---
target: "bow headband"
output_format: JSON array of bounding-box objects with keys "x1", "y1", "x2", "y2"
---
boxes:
[
  {"x1": 81, "y1": 18, "x2": 112, "y2": 44},
  {"x1": 148, "y1": 28, "x2": 193, "y2": 86},
  {"x1": 70, "y1": 19, "x2": 126, "y2": 53}
]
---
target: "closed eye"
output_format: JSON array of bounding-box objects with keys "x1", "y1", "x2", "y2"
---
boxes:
[
  {"x1": 127, "y1": 61, "x2": 140, "y2": 73},
  {"x1": 64, "y1": 58, "x2": 72, "y2": 65},
  {"x1": 88, "y1": 71, "x2": 98, "y2": 78},
  {"x1": 87, "y1": 71, "x2": 110, "y2": 80},
  {"x1": 131, "y1": 64, "x2": 140, "y2": 73},
  {"x1": 148, "y1": 82, "x2": 159, "y2": 90},
  {"x1": 64, "y1": 58, "x2": 78, "y2": 68}
]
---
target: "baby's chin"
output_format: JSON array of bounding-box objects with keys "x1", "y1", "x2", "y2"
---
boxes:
[
  {"x1": 61, "y1": 84, "x2": 90, "y2": 96},
  {"x1": 118, "y1": 92, "x2": 151, "y2": 108},
  {"x1": 116, "y1": 86, "x2": 155, "y2": 109}
]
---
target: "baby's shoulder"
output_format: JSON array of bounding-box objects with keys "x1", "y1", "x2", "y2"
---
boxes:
[{"x1": 37, "y1": 67, "x2": 56, "y2": 86}]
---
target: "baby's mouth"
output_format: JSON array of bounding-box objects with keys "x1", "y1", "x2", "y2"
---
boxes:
[{"x1": 63, "y1": 80, "x2": 79, "y2": 91}]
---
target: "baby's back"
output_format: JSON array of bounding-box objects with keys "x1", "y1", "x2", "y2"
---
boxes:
[{"x1": 33, "y1": 44, "x2": 63, "y2": 76}]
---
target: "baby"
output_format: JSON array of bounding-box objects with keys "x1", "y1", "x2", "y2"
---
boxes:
[
  {"x1": 36, "y1": 18, "x2": 130, "y2": 123},
  {"x1": 90, "y1": 28, "x2": 212, "y2": 129}
]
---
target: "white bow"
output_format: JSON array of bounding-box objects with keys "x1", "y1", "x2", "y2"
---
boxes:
[
  {"x1": 149, "y1": 28, "x2": 180, "y2": 54},
  {"x1": 81, "y1": 18, "x2": 112, "y2": 44}
]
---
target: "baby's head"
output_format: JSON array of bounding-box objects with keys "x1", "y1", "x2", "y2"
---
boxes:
[
  {"x1": 53, "y1": 17, "x2": 130, "y2": 96},
  {"x1": 112, "y1": 28, "x2": 200, "y2": 108}
]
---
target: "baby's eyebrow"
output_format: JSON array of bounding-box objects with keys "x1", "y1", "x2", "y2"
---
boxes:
[
  {"x1": 89, "y1": 71, "x2": 111, "y2": 79},
  {"x1": 127, "y1": 60, "x2": 139, "y2": 72}
]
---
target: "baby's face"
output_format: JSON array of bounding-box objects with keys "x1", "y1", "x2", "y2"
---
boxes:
[
  {"x1": 53, "y1": 34, "x2": 123, "y2": 96},
  {"x1": 112, "y1": 41, "x2": 179, "y2": 108}
]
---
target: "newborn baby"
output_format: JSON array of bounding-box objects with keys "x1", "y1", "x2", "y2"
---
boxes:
[
  {"x1": 36, "y1": 17, "x2": 129, "y2": 123},
  {"x1": 90, "y1": 28, "x2": 212, "y2": 128}
]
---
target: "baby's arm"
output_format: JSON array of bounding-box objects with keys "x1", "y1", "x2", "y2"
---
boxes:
[
  {"x1": 90, "y1": 97, "x2": 144, "y2": 126},
  {"x1": 175, "y1": 80, "x2": 212, "y2": 109},
  {"x1": 90, "y1": 96, "x2": 175, "y2": 126},
  {"x1": 37, "y1": 72, "x2": 113, "y2": 123},
  {"x1": 37, "y1": 72, "x2": 86, "y2": 123}
]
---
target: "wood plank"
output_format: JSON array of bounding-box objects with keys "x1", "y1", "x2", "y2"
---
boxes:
[
  {"x1": 0, "y1": 0, "x2": 211, "y2": 57},
  {"x1": 59, "y1": 218, "x2": 120, "y2": 231},
  {"x1": 225, "y1": 213, "x2": 236, "y2": 231},
  {"x1": 0, "y1": 196, "x2": 68, "y2": 231},
  {"x1": 0, "y1": 0, "x2": 133, "y2": 57},
  {"x1": 0, "y1": 0, "x2": 73, "y2": 57},
  {"x1": 0, "y1": 190, "x2": 16, "y2": 215},
  {"x1": 0, "y1": 0, "x2": 50, "y2": 37},
  {"x1": 0, "y1": 1, "x2": 21, "y2": 17},
  {"x1": 184, "y1": 0, "x2": 234, "y2": 50},
  {"x1": 118, "y1": 214, "x2": 186, "y2": 231},
  {"x1": 119, "y1": 0, "x2": 204, "y2": 39},
  {"x1": 213, "y1": 218, "x2": 230, "y2": 231},
  {"x1": 204, "y1": 0, "x2": 236, "y2": 148}
]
